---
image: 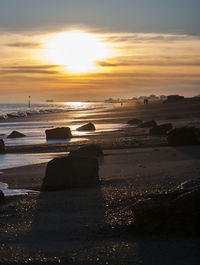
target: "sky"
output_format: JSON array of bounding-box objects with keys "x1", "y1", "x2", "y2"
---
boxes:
[{"x1": 0, "y1": 0, "x2": 200, "y2": 101}]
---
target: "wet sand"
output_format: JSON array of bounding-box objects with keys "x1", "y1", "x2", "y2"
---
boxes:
[{"x1": 1, "y1": 100, "x2": 200, "y2": 264}]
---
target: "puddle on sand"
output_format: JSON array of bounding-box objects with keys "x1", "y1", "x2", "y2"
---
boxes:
[{"x1": 0, "y1": 182, "x2": 38, "y2": 197}]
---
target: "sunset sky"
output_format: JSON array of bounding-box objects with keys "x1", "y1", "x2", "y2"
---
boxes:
[{"x1": 0, "y1": 0, "x2": 200, "y2": 102}]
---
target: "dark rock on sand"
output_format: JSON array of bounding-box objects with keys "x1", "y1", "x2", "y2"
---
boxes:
[
  {"x1": 149, "y1": 123, "x2": 173, "y2": 136},
  {"x1": 7, "y1": 131, "x2": 26, "y2": 138},
  {"x1": 0, "y1": 139, "x2": 5, "y2": 153},
  {"x1": 167, "y1": 127, "x2": 200, "y2": 146},
  {"x1": 70, "y1": 144, "x2": 103, "y2": 157},
  {"x1": 45, "y1": 127, "x2": 72, "y2": 140},
  {"x1": 76, "y1": 122, "x2": 96, "y2": 131},
  {"x1": 138, "y1": 120, "x2": 157, "y2": 128},
  {"x1": 132, "y1": 178, "x2": 200, "y2": 235},
  {"x1": 41, "y1": 156, "x2": 99, "y2": 191},
  {"x1": 128, "y1": 118, "x2": 142, "y2": 125},
  {"x1": 0, "y1": 190, "x2": 5, "y2": 202}
]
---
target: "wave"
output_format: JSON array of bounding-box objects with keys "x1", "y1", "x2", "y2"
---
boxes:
[{"x1": 0, "y1": 102, "x2": 114, "y2": 121}]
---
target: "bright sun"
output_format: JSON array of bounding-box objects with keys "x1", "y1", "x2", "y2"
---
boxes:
[{"x1": 44, "y1": 30, "x2": 112, "y2": 74}]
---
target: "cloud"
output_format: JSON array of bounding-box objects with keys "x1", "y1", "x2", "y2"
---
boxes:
[
  {"x1": 104, "y1": 33, "x2": 200, "y2": 43},
  {"x1": 98, "y1": 59, "x2": 200, "y2": 67},
  {"x1": 0, "y1": 65, "x2": 60, "y2": 75},
  {"x1": 6, "y1": 42, "x2": 41, "y2": 49}
]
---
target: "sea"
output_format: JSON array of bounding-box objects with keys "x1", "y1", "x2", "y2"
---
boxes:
[{"x1": 0, "y1": 101, "x2": 125, "y2": 171}]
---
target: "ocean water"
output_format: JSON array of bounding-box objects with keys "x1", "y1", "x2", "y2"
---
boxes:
[
  {"x1": 0, "y1": 101, "x2": 110, "y2": 119},
  {"x1": 0, "y1": 182, "x2": 38, "y2": 196},
  {"x1": 0, "y1": 101, "x2": 126, "y2": 170}
]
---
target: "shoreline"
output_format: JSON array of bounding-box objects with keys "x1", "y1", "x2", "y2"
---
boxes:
[{"x1": 1, "y1": 100, "x2": 200, "y2": 264}]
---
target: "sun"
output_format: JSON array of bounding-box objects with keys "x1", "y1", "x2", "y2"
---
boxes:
[{"x1": 44, "y1": 30, "x2": 112, "y2": 74}]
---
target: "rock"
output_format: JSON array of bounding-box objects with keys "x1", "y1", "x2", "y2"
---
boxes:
[
  {"x1": 70, "y1": 144, "x2": 104, "y2": 157},
  {"x1": 45, "y1": 127, "x2": 72, "y2": 140},
  {"x1": 0, "y1": 190, "x2": 5, "y2": 202},
  {"x1": 132, "y1": 178, "x2": 200, "y2": 235},
  {"x1": 167, "y1": 127, "x2": 200, "y2": 146},
  {"x1": 41, "y1": 156, "x2": 100, "y2": 191},
  {"x1": 138, "y1": 120, "x2": 157, "y2": 128},
  {"x1": 127, "y1": 118, "x2": 142, "y2": 125},
  {"x1": 76, "y1": 122, "x2": 96, "y2": 131},
  {"x1": 149, "y1": 123, "x2": 173, "y2": 135},
  {"x1": 7, "y1": 131, "x2": 26, "y2": 138},
  {"x1": 0, "y1": 139, "x2": 5, "y2": 154}
]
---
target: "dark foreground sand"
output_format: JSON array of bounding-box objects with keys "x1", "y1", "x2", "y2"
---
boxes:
[{"x1": 1, "y1": 100, "x2": 200, "y2": 265}]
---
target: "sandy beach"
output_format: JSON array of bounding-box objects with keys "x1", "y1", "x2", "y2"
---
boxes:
[{"x1": 1, "y1": 100, "x2": 200, "y2": 264}]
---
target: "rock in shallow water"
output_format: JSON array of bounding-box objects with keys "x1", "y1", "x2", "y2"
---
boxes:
[
  {"x1": 0, "y1": 190, "x2": 5, "y2": 202},
  {"x1": 167, "y1": 127, "x2": 200, "y2": 146},
  {"x1": 149, "y1": 123, "x2": 173, "y2": 136},
  {"x1": 7, "y1": 130, "x2": 26, "y2": 138},
  {"x1": 45, "y1": 127, "x2": 72, "y2": 140},
  {"x1": 76, "y1": 122, "x2": 96, "y2": 131},
  {"x1": 70, "y1": 144, "x2": 103, "y2": 157},
  {"x1": 132, "y1": 178, "x2": 200, "y2": 235},
  {"x1": 127, "y1": 118, "x2": 142, "y2": 125},
  {"x1": 0, "y1": 139, "x2": 5, "y2": 154},
  {"x1": 41, "y1": 156, "x2": 100, "y2": 191}
]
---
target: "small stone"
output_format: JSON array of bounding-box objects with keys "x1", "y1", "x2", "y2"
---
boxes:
[
  {"x1": 7, "y1": 131, "x2": 26, "y2": 138},
  {"x1": 76, "y1": 122, "x2": 96, "y2": 131}
]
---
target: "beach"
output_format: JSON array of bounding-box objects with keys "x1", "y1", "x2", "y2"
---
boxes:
[{"x1": 1, "y1": 100, "x2": 200, "y2": 264}]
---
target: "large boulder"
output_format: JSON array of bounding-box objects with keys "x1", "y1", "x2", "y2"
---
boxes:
[
  {"x1": 0, "y1": 139, "x2": 5, "y2": 153},
  {"x1": 167, "y1": 127, "x2": 200, "y2": 146},
  {"x1": 132, "y1": 178, "x2": 200, "y2": 235},
  {"x1": 70, "y1": 144, "x2": 103, "y2": 157},
  {"x1": 149, "y1": 123, "x2": 173, "y2": 136},
  {"x1": 138, "y1": 120, "x2": 157, "y2": 128},
  {"x1": 127, "y1": 118, "x2": 142, "y2": 125},
  {"x1": 41, "y1": 156, "x2": 100, "y2": 191},
  {"x1": 7, "y1": 131, "x2": 26, "y2": 138},
  {"x1": 76, "y1": 122, "x2": 96, "y2": 131},
  {"x1": 0, "y1": 190, "x2": 5, "y2": 202},
  {"x1": 45, "y1": 127, "x2": 72, "y2": 140}
]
